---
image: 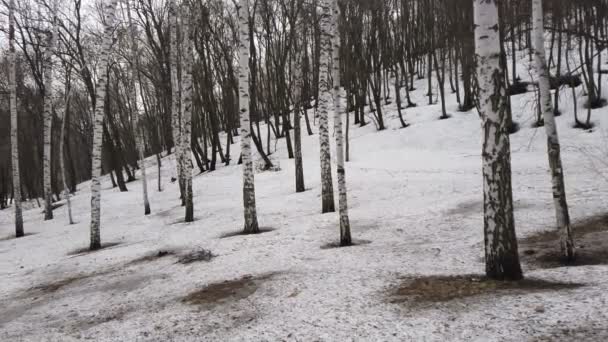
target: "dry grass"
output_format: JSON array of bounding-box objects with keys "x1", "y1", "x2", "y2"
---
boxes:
[
  {"x1": 520, "y1": 214, "x2": 608, "y2": 269},
  {"x1": 177, "y1": 248, "x2": 215, "y2": 264},
  {"x1": 389, "y1": 275, "x2": 582, "y2": 304},
  {"x1": 182, "y1": 272, "x2": 278, "y2": 309}
]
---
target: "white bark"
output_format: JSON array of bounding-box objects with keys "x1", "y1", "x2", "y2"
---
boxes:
[
  {"x1": 293, "y1": 55, "x2": 305, "y2": 193},
  {"x1": 90, "y1": 0, "x2": 118, "y2": 250},
  {"x1": 169, "y1": 0, "x2": 183, "y2": 200},
  {"x1": 59, "y1": 85, "x2": 74, "y2": 225},
  {"x1": 126, "y1": 0, "x2": 150, "y2": 216},
  {"x1": 180, "y1": 3, "x2": 194, "y2": 222},
  {"x1": 318, "y1": 0, "x2": 335, "y2": 214},
  {"x1": 474, "y1": 0, "x2": 522, "y2": 280},
  {"x1": 238, "y1": 0, "x2": 259, "y2": 233},
  {"x1": 532, "y1": 0, "x2": 575, "y2": 260},
  {"x1": 43, "y1": 4, "x2": 58, "y2": 221},
  {"x1": 331, "y1": 0, "x2": 351, "y2": 246},
  {"x1": 9, "y1": 0, "x2": 23, "y2": 237}
]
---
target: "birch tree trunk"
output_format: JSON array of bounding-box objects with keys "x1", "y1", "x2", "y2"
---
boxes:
[
  {"x1": 532, "y1": 0, "x2": 575, "y2": 261},
  {"x1": 90, "y1": 0, "x2": 118, "y2": 250},
  {"x1": 293, "y1": 56, "x2": 305, "y2": 193},
  {"x1": 43, "y1": 6, "x2": 58, "y2": 221},
  {"x1": 318, "y1": 0, "x2": 336, "y2": 214},
  {"x1": 169, "y1": 0, "x2": 184, "y2": 204},
  {"x1": 238, "y1": 0, "x2": 260, "y2": 234},
  {"x1": 9, "y1": 0, "x2": 24, "y2": 237},
  {"x1": 126, "y1": 0, "x2": 150, "y2": 216},
  {"x1": 474, "y1": 0, "x2": 523, "y2": 280},
  {"x1": 60, "y1": 74, "x2": 74, "y2": 225},
  {"x1": 331, "y1": 0, "x2": 351, "y2": 246},
  {"x1": 180, "y1": 3, "x2": 194, "y2": 222}
]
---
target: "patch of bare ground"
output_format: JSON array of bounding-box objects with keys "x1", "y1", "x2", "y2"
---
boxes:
[
  {"x1": 388, "y1": 275, "x2": 582, "y2": 305},
  {"x1": 321, "y1": 239, "x2": 372, "y2": 249},
  {"x1": 219, "y1": 227, "x2": 275, "y2": 239},
  {"x1": 520, "y1": 214, "x2": 608, "y2": 269},
  {"x1": 182, "y1": 272, "x2": 279, "y2": 309},
  {"x1": 67, "y1": 242, "x2": 122, "y2": 256}
]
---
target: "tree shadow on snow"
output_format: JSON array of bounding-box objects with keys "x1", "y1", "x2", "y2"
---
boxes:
[
  {"x1": 219, "y1": 227, "x2": 275, "y2": 239},
  {"x1": 67, "y1": 242, "x2": 122, "y2": 256},
  {"x1": 320, "y1": 239, "x2": 372, "y2": 250},
  {"x1": 0, "y1": 233, "x2": 37, "y2": 241}
]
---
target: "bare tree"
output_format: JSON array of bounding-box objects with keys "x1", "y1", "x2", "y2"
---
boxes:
[
  {"x1": 42, "y1": 1, "x2": 58, "y2": 220},
  {"x1": 331, "y1": 0, "x2": 351, "y2": 246},
  {"x1": 318, "y1": 0, "x2": 335, "y2": 213},
  {"x1": 180, "y1": 1, "x2": 194, "y2": 222},
  {"x1": 474, "y1": 0, "x2": 523, "y2": 280},
  {"x1": 90, "y1": 0, "x2": 119, "y2": 250},
  {"x1": 532, "y1": 0, "x2": 575, "y2": 261},
  {"x1": 8, "y1": 0, "x2": 24, "y2": 237},
  {"x1": 238, "y1": 0, "x2": 260, "y2": 233}
]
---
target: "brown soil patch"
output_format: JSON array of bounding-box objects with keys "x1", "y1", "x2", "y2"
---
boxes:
[
  {"x1": 520, "y1": 214, "x2": 608, "y2": 269},
  {"x1": 321, "y1": 239, "x2": 372, "y2": 250},
  {"x1": 389, "y1": 275, "x2": 582, "y2": 304},
  {"x1": 182, "y1": 272, "x2": 278, "y2": 309}
]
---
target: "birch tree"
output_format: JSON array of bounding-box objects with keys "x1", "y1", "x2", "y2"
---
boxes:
[
  {"x1": 532, "y1": 0, "x2": 575, "y2": 261},
  {"x1": 59, "y1": 70, "x2": 74, "y2": 225},
  {"x1": 90, "y1": 0, "x2": 119, "y2": 250},
  {"x1": 169, "y1": 0, "x2": 184, "y2": 205},
  {"x1": 42, "y1": 2, "x2": 58, "y2": 221},
  {"x1": 8, "y1": 0, "x2": 24, "y2": 237},
  {"x1": 318, "y1": 0, "x2": 335, "y2": 213},
  {"x1": 238, "y1": 0, "x2": 260, "y2": 233},
  {"x1": 293, "y1": 54, "x2": 305, "y2": 193},
  {"x1": 126, "y1": 0, "x2": 151, "y2": 215},
  {"x1": 474, "y1": 0, "x2": 523, "y2": 280},
  {"x1": 331, "y1": 0, "x2": 351, "y2": 246},
  {"x1": 180, "y1": 2, "x2": 194, "y2": 222}
]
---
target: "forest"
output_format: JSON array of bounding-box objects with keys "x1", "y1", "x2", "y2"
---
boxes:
[{"x1": 1, "y1": 0, "x2": 608, "y2": 340}]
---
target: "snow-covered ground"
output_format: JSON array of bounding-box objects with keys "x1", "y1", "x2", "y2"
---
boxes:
[{"x1": 2, "y1": 57, "x2": 608, "y2": 341}]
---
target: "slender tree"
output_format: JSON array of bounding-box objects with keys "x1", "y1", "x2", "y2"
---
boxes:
[
  {"x1": 318, "y1": 0, "x2": 335, "y2": 213},
  {"x1": 43, "y1": 2, "x2": 58, "y2": 221},
  {"x1": 180, "y1": 2, "x2": 194, "y2": 222},
  {"x1": 90, "y1": 0, "x2": 119, "y2": 250},
  {"x1": 126, "y1": 0, "x2": 151, "y2": 215},
  {"x1": 474, "y1": 0, "x2": 523, "y2": 280},
  {"x1": 293, "y1": 54, "x2": 306, "y2": 193},
  {"x1": 59, "y1": 68, "x2": 74, "y2": 225},
  {"x1": 238, "y1": 0, "x2": 260, "y2": 233},
  {"x1": 331, "y1": 0, "x2": 351, "y2": 246},
  {"x1": 532, "y1": 0, "x2": 575, "y2": 261},
  {"x1": 169, "y1": 0, "x2": 184, "y2": 204},
  {"x1": 8, "y1": 0, "x2": 24, "y2": 237}
]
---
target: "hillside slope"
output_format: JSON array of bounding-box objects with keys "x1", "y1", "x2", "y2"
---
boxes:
[{"x1": 2, "y1": 62, "x2": 608, "y2": 341}]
